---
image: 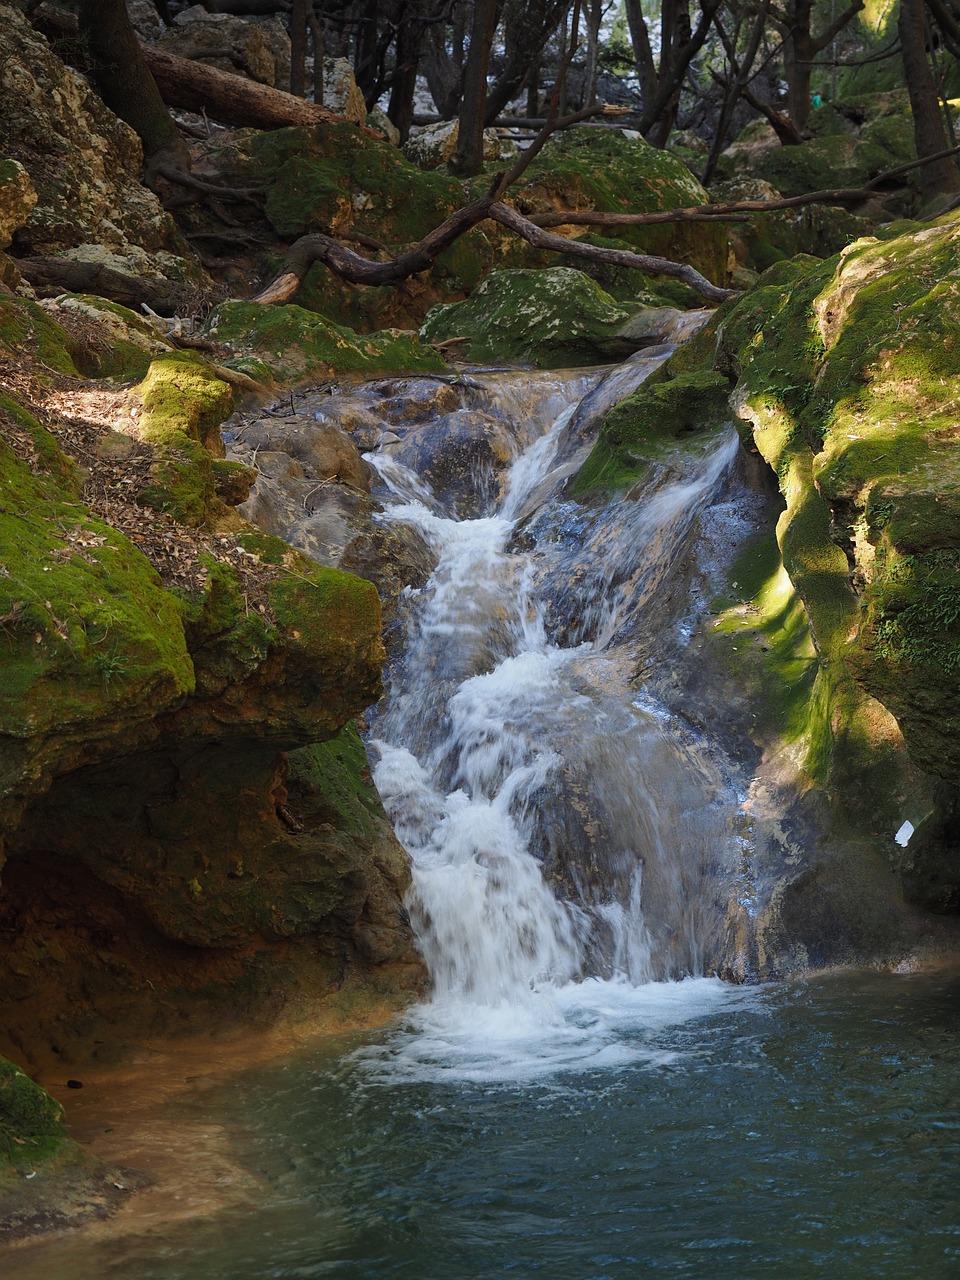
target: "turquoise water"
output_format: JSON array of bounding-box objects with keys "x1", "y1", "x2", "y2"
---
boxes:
[{"x1": 10, "y1": 969, "x2": 958, "y2": 1279}]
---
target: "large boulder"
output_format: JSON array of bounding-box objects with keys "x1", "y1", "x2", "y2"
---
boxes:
[
  {"x1": 155, "y1": 7, "x2": 292, "y2": 88},
  {"x1": 0, "y1": 3, "x2": 203, "y2": 287},
  {"x1": 420, "y1": 267, "x2": 635, "y2": 367},
  {"x1": 574, "y1": 212, "x2": 960, "y2": 935},
  {"x1": 513, "y1": 126, "x2": 730, "y2": 284}
]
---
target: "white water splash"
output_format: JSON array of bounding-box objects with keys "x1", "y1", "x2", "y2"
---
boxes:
[{"x1": 362, "y1": 351, "x2": 743, "y2": 1077}]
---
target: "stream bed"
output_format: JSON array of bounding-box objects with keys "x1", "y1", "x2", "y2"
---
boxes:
[{"x1": 7, "y1": 348, "x2": 960, "y2": 1277}]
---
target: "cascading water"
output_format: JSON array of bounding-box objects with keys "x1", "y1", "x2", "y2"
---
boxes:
[{"x1": 358, "y1": 347, "x2": 750, "y2": 1077}]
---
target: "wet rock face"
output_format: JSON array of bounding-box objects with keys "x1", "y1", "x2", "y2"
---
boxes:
[
  {"x1": 0, "y1": 4, "x2": 188, "y2": 267},
  {"x1": 387, "y1": 410, "x2": 518, "y2": 519}
]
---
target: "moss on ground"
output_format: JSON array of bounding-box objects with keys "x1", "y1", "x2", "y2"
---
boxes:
[
  {"x1": 0, "y1": 426, "x2": 195, "y2": 741},
  {"x1": 0, "y1": 297, "x2": 80, "y2": 377}
]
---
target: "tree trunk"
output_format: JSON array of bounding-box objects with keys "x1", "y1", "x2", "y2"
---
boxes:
[
  {"x1": 290, "y1": 0, "x2": 309, "y2": 97},
  {"x1": 143, "y1": 46, "x2": 347, "y2": 130},
  {"x1": 77, "y1": 0, "x2": 190, "y2": 177},
  {"x1": 901, "y1": 0, "x2": 960, "y2": 199},
  {"x1": 450, "y1": 0, "x2": 499, "y2": 175}
]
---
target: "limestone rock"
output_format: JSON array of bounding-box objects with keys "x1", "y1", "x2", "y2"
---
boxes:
[
  {"x1": 157, "y1": 8, "x2": 289, "y2": 87},
  {"x1": 322, "y1": 58, "x2": 367, "y2": 125},
  {"x1": 402, "y1": 120, "x2": 518, "y2": 170},
  {"x1": 0, "y1": 158, "x2": 37, "y2": 251},
  {"x1": 0, "y1": 3, "x2": 196, "y2": 277},
  {"x1": 368, "y1": 107, "x2": 400, "y2": 146}
]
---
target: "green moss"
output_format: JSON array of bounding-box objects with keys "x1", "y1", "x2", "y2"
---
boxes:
[
  {"x1": 573, "y1": 367, "x2": 732, "y2": 495},
  {"x1": 420, "y1": 267, "x2": 633, "y2": 367},
  {"x1": 286, "y1": 723, "x2": 382, "y2": 837},
  {"x1": 0, "y1": 390, "x2": 82, "y2": 491},
  {"x1": 518, "y1": 127, "x2": 728, "y2": 281},
  {"x1": 134, "y1": 351, "x2": 234, "y2": 525},
  {"x1": 56, "y1": 296, "x2": 172, "y2": 381},
  {"x1": 0, "y1": 297, "x2": 79, "y2": 377},
  {"x1": 0, "y1": 435, "x2": 195, "y2": 737},
  {"x1": 0, "y1": 1057, "x2": 68, "y2": 1174},
  {"x1": 205, "y1": 301, "x2": 444, "y2": 383}
]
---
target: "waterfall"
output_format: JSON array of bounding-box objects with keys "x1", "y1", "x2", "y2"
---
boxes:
[{"x1": 362, "y1": 353, "x2": 745, "y2": 1055}]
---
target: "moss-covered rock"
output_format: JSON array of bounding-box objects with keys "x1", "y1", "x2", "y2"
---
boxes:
[
  {"x1": 571, "y1": 213, "x2": 960, "y2": 925},
  {"x1": 133, "y1": 350, "x2": 234, "y2": 525},
  {"x1": 420, "y1": 267, "x2": 635, "y2": 367},
  {"x1": 513, "y1": 127, "x2": 729, "y2": 283},
  {"x1": 43, "y1": 295, "x2": 174, "y2": 381},
  {"x1": 0, "y1": 298, "x2": 423, "y2": 1093},
  {"x1": 0, "y1": 1056, "x2": 67, "y2": 1176},
  {"x1": 205, "y1": 299, "x2": 444, "y2": 383}
]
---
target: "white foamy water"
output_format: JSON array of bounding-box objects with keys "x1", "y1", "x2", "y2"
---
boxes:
[
  {"x1": 363, "y1": 343, "x2": 744, "y2": 1079},
  {"x1": 352, "y1": 977, "x2": 756, "y2": 1084}
]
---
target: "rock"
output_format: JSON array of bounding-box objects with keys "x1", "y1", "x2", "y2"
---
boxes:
[
  {"x1": 157, "y1": 9, "x2": 289, "y2": 87},
  {"x1": 388, "y1": 408, "x2": 518, "y2": 518},
  {"x1": 0, "y1": 3, "x2": 202, "y2": 286},
  {"x1": 610, "y1": 211, "x2": 960, "y2": 919},
  {"x1": 514, "y1": 126, "x2": 729, "y2": 284},
  {"x1": 234, "y1": 414, "x2": 373, "y2": 491},
  {"x1": 321, "y1": 57, "x2": 367, "y2": 125},
  {"x1": 205, "y1": 300, "x2": 444, "y2": 383},
  {"x1": 0, "y1": 300, "x2": 424, "y2": 1081},
  {"x1": 420, "y1": 267, "x2": 633, "y2": 367},
  {"x1": 0, "y1": 158, "x2": 37, "y2": 251},
  {"x1": 402, "y1": 120, "x2": 518, "y2": 170},
  {"x1": 41, "y1": 294, "x2": 174, "y2": 379},
  {"x1": 723, "y1": 91, "x2": 920, "y2": 216},
  {"x1": 368, "y1": 106, "x2": 400, "y2": 146},
  {"x1": 125, "y1": 0, "x2": 165, "y2": 39}
]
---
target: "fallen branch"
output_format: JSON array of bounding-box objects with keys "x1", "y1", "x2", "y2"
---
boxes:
[
  {"x1": 527, "y1": 144, "x2": 960, "y2": 231},
  {"x1": 252, "y1": 194, "x2": 737, "y2": 305}
]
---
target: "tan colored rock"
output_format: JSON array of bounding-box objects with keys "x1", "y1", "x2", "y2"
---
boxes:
[
  {"x1": 157, "y1": 9, "x2": 285, "y2": 87},
  {"x1": 402, "y1": 120, "x2": 519, "y2": 170},
  {"x1": 0, "y1": 3, "x2": 195, "y2": 275},
  {"x1": 0, "y1": 158, "x2": 36, "y2": 251},
  {"x1": 322, "y1": 57, "x2": 367, "y2": 125}
]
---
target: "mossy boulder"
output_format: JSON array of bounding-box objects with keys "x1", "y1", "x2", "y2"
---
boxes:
[
  {"x1": 571, "y1": 214, "x2": 960, "y2": 920},
  {"x1": 133, "y1": 350, "x2": 234, "y2": 525},
  {"x1": 514, "y1": 126, "x2": 729, "y2": 284},
  {"x1": 716, "y1": 215, "x2": 960, "y2": 908},
  {"x1": 420, "y1": 267, "x2": 635, "y2": 367},
  {"x1": 725, "y1": 92, "x2": 919, "y2": 215},
  {"x1": 0, "y1": 1056, "x2": 77, "y2": 1185},
  {"x1": 205, "y1": 299, "x2": 444, "y2": 383},
  {"x1": 573, "y1": 367, "x2": 733, "y2": 494}
]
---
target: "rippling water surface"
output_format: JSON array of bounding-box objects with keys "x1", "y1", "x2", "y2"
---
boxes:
[{"x1": 7, "y1": 969, "x2": 960, "y2": 1280}]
